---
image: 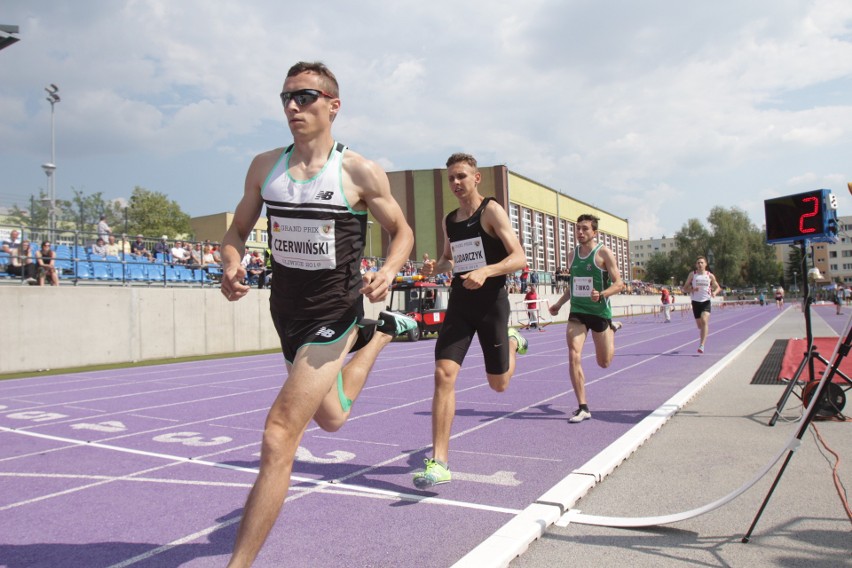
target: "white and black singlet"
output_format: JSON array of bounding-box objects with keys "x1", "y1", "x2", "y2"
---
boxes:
[{"x1": 262, "y1": 142, "x2": 367, "y2": 321}]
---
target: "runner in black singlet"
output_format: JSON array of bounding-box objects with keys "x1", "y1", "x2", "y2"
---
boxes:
[{"x1": 220, "y1": 61, "x2": 416, "y2": 568}]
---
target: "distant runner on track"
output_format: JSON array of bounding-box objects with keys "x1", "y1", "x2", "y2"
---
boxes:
[{"x1": 683, "y1": 256, "x2": 721, "y2": 354}]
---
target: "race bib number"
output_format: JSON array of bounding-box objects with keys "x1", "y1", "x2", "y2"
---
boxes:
[
  {"x1": 270, "y1": 216, "x2": 336, "y2": 270},
  {"x1": 451, "y1": 237, "x2": 487, "y2": 274},
  {"x1": 572, "y1": 277, "x2": 593, "y2": 297}
]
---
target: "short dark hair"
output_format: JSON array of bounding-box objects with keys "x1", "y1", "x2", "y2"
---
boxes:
[
  {"x1": 286, "y1": 61, "x2": 339, "y2": 97},
  {"x1": 577, "y1": 214, "x2": 599, "y2": 231},
  {"x1": 446, "y1": 153, "x2": 478, "y2": 169}
]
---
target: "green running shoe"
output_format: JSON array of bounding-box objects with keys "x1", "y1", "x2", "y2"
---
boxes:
[
  {"x1": 377, "y1": 311, "x2": 418, "y2": 336},
  {"x1": 413, "y1": 458, "x2": 451, "y2": 489},
  {"x1": 507, "y1": 327, "x2": 528, "y2": 355}
]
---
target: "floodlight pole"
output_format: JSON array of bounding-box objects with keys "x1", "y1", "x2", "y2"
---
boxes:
[{"x1": 44, "y1": 84, "x2": 60, "y2": 239}]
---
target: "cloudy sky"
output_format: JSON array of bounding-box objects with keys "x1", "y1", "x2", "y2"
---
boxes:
[{"x1": 2, "y1": 0, "x2": 851, "y2": 239}]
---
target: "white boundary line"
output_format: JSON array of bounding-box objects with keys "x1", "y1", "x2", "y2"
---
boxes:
[
  {"x1": 452, "y1": 309, "x2": 788, "y2": 567},
  {"x1": 0, "y1": 425, "x2": 521, "y2": 516}
]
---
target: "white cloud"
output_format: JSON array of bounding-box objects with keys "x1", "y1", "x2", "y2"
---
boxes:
[{"x1": 1, "y1": 0, "x2": 850, "y2": 236}]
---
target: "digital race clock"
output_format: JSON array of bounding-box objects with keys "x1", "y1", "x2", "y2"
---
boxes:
[{"x1": 764, "y1": 189, "x2": 838, "y2": 245}]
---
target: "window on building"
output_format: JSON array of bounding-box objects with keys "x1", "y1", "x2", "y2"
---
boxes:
[
  {"x1": 522, "y1": 208, "x2": 533, "y2": 266},
  {"x1": 546, "y1": 215, "x2": 555, "y2": 271},
  {"x1": 534, "y1": 211, "x2": 545, "y2": 270}
]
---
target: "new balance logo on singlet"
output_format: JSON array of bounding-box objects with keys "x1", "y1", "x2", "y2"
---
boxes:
[
  {"x1": 314, "y1": 191, "x2": 334, "y2": 201},
  {"x1": 315, "y1": 327, "x2": 336, "y2": 338}
]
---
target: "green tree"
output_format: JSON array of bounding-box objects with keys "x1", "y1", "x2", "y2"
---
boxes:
[
  {"x1": 127, "y1": 187, "x2": 191, "y2": 238},
  {"x1": 5, "y1": 191, "x2": 51, "y2": 228},
  {"x1": 786, "y1": 243, "x2": 806, "y2": 293},
  {"x1": 670, "y1": 207, "x2": 781, "y2": 290},
  {"x1": 706, "y1": 206, "x2": 751, "y2": 287},
  {"x1": 643, "y1": 252, "x2": 680, "y2": 286},
  {"x1": 66, "y1": 189, "x2": 124, "y2": 236},
  {"x1": 672, "y1": 219, "x2": 711, "y2": 280}
]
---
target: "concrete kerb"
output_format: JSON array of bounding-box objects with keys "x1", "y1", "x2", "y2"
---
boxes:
[{"x1": 452, "y1": 308, "x2": 786, "y2": 568}]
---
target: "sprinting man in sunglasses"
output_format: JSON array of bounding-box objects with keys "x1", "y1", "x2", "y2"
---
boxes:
[{"x1": 220, "y1": 61, "x2": 415, "y2": 567}]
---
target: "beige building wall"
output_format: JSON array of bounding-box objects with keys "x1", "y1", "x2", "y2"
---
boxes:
[{"x1": 191, "y1": 164, "x2": 630, "y2": 276}]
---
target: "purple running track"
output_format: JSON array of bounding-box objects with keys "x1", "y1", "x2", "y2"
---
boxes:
[{"x1": 0, "y1": 304, "x2": 786, "y2": 567}]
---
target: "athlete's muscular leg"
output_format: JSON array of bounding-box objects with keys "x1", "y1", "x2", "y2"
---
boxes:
[
  {"x1": 591, "y1": 326, "x2": 616, "y2": 369},
  {"x1": 566, "y1": 320, "x2": 589, "y2": 406},
  {"x1": 432, "y1": 359, "x2": 461, "y2": 464},
  {"x1": 485, "y1": 333, "x2": 520, "y2": 393},
  {"x1": 228, "y1": 336, "x2": 354, "y2": 568},
  {"x1": 313, "y1": 328, "x2": 393, "y2": 432},
  {"x1": 697, "y1": 312, "x2": 710, "y2": 344}
]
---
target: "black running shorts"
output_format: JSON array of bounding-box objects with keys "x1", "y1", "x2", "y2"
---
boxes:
[
  {"x1": 434, "y1": 287, "x2": 511, "y2": 374},
  {"x1": 270, "y1": 302, "x2": 374, "y2": 364},
  {"x1": 568, "y1": 312, "x2": 611, "y2": 334},
  {"x1": 691, "y1": 300, "x2": 712, "y2": 319}
]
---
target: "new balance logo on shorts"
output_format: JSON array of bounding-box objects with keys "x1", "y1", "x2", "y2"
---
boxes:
[{"x1": 315, "y1": 327, "x2": 336, "y2": 338}]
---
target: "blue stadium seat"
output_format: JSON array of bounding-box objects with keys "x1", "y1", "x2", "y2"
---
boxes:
[
  {"x1": 174, "y1": 265, "x2": 194, "y2": 282},
  {"x1": 74, "y1": 261, "x2": 94, "y2": 280},
  {"x1": 91, "y1": 261, "x2": 111, "y2": 280},
  {"x1": 147, "y1": 264, "x2": 165, "y2": 282},
  {"x1": 106, "y1": 256, "x2": 124, "y2": 280},
  {"x1": 126, "y1": 263, "x2": 147, "y2": 282}
]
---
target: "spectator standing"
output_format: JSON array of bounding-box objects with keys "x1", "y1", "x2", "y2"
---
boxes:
[
  {"x1": 834, "y1": 283, "x2": 844, "y2": 315},
  {"x1": 36, "y1": 241, "x2": 59, "y2": 286},
  {"x1": 520, "y1": 263, "x2": 530, "y2": 293},
  {"x1": 661, "y1": 287, "x2": 673, "y2": 322},
  {"x1": 97, "y1": 215, "x2": 112, "y2": 240},
  {"x1": 525, "y1": 285, "x2": 543, "y2": 330}
]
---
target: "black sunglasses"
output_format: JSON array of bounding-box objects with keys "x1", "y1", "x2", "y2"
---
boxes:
[{"x1": 279, "y1": 89, "x2": 334, "y2": 107}]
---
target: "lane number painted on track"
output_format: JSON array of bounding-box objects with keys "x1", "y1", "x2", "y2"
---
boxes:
[
  {"x1": 70, "y1": 421, "x2": 127, "y2": 433},
  {"x1": 153, "y1": 432, "x2": 232, "y2": 447},
  {"x1": 6, "y1": 410, "x2": 69, "y2": 422},
  {"x1": 295, "y1": 447, "x2": 356, "y2": 464}
]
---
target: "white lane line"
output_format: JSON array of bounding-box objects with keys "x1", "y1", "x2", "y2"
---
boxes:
[
  {"x1": 452, "y1": 308, "x2": 785, "y2": 567},
  {"x1": 0, "y1": 471, "x2": 253, "y2": 488},
  {"x1": 0, "y1": 425, "x2": 521, "y2": 516}
]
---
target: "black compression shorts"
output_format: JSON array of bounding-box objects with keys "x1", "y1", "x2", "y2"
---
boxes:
[
  {"x1": 434, "y1": 287, "x2": 511, "y2": 374},
  {"x1": 568, "y1": 312, "x2": 611, "y2": 334},
  {"x1": 691, "y1": 300, "x2": 712, "y2": 319},
  {"x1": 270, "y1": 302, "x2": 374, "y2": 364}
]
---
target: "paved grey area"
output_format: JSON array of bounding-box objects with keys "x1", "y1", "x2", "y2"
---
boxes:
[{"x1": 511, "y1": 307, "x2": 852, "y2": 568}]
